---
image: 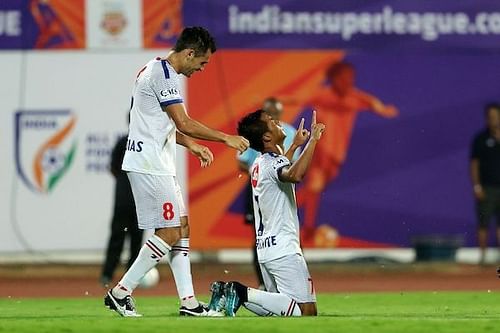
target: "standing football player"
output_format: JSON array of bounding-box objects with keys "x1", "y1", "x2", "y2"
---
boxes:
[
  {"x1": 104, "y1": 26, "x2": 249, "y2": 317},
  {"x1": 209, "y1": 109, "x2": 324, "y2": 317}
]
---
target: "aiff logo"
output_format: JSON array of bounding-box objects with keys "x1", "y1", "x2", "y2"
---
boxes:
[{"x1": 15, "y1": 110, "x2": 77, "y2": 194}]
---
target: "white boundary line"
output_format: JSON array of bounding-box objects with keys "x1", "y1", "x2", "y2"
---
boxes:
[{"x1": 0, "y1": 248, "x2": 495, "y2": 265}]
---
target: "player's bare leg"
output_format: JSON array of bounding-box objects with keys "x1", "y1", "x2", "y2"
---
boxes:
[{"x1": 169, "y1": 216, "x2": 208, "y2": 316}]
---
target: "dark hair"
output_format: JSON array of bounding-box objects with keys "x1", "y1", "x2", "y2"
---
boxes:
[
  {"x1": 237, "y1": 110, "x2": 268, "y2": 152},
  {"x1": 263, "y1": 96, "x2": 279, "y2": 107},
  {"x1": 174, "y1": 26, "x2": 216, "y2": 56},
  {"x1": 326, "y1": 61, "x2": 354, "y2": 79},
  {"x1": 484, "y1": 102, "x2": 500, "y2": 116}
]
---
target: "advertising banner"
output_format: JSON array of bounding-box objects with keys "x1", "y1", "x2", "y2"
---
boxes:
[
  {"x1": 2, "y1": 0, "x2": 500, "y2": 252},
  {"x1": 183, "y1": 1, "x2": 500, "y2": 249},
  {"x1": 1, "y1": 51, "x2": 187, "y2": 252},
  {"x1": 0, "y1": 0, "x2": 85, "y2": 49},
  {"x1": 86, "y1": 0, "x2": 142, "y2": 50},
  {"x1": 142, "y1": 0, "x2": 182, "y2": 49},
  {"x1": 183, "y1": 0, "x2": 500, "y2": 50}
]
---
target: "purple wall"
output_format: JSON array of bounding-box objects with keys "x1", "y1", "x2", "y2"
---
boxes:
[{"x1": 186, "y1": 1, "x2": 500, "y2": 247}]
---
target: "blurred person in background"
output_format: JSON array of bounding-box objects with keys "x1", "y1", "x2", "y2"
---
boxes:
[
  {"x1": 100, "y1": 115, "x2": 143, "y2": 288},
  {"x1": 237, "y1": 97, "x2": 301, "y2": 289},
  {"x1": 470, "y1": 103, "x2": 500, "y2": 265}
]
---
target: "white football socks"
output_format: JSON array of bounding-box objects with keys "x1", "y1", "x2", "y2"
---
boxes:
[
  {"x1": 113, "y1": 235, "x2": 170, "y2": 299},
  {"x1": 169, "y1": 238, "x2": 198, "y2": 309},
  {"x1": 247, "y1": 288, "x2": 302, "y2": 316}
]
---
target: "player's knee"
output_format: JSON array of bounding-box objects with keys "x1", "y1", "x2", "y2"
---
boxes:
[{"x1": 154, "y1": 227, "x2": 181, "y2": 247}]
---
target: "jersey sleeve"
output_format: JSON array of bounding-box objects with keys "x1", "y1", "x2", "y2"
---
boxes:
[
  {"x1": 269, "y1": 155, "x2": 291, "y2": 182},
  {"x1": 151, "y1": 61, "x2": 184, "y2": 107}
]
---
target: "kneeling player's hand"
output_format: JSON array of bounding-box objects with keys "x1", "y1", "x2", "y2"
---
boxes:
[
  {"x1": 497, "y1": 266, "x2": 500, "y2": 278},
  {"x1": 190, "y1": 143, "x2": 214, "y2": 168},
  {"x1": 293, "y1": 118, "x2": 310, "y2": 147},
  {"x1": 310, "y1": 110, "x2": 325, "y2": 141}
]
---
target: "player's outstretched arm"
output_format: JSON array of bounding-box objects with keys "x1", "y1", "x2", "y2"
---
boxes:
[
  {"x1": 279, "y1": 111, "x2": 325, "y2": 183},
  {"x1": 176, "y1": 131, "x2": 214, "y2": 168},
  {"x1": 163, "y1": 103, "x2": 249, "y2": 152},
  {"x1": 284, "y1": 118, "x2": 309, "y2": 162},
  {"x1": 370, "y1": 97, "x2": 399, "y2": 118}
]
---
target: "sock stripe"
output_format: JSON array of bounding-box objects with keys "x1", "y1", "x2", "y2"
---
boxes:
[
  {"x1": 146, "y1": 241, "x2": 165, "y2": 258},
  {"x1": 290, "y1": 301, "x2": 297, "y2": 316},
  {"x1": 285, "y1": 301, "x2": 293, "y2": 316},
  {"x1": 172, "y1": 246, "x2": 189, "y2": 250},
  {"x1": 147, "y1": 239, "x2": 166, "y2": 256},
  {"x1": 286, "y1": 300, "x2": 296, "y2": 316},
  {"x1": 118, "y1": 284, "x2": 129, "y2": 292},
  {"x1": 146, "y1": 242, "x2": 163, "y2": 258},
  {"x1": 172, "y1": 248, "x2": 189, "y2": 252}
]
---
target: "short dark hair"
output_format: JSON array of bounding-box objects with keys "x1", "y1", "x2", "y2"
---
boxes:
[
  {"x1": 484, "y1": 102, "x2": 500, "y2": 116},
  {"x1": 263, "y1": 96, "x2": 279, "y2": 107},
  {"x1": 174, "y1": 27, "x2": 216, "y2": 56},
  {"x1": 237, "y1": 110, "x2": 268, "y2": 152},
  {"x1": 326, "y1": 61, "x2": 354, "y2": 79}
]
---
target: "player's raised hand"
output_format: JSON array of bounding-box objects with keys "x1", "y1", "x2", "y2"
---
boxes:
[
  {"x1": 225, "y1": 135, "x2": 250, "y2": 153},
  {"x1": 310, "y1": 110, "x2": 325, "y2": 141},
  {"x1": 383, "y1": 105, "x2": 399, "y2": 118},
  {"x1": 293, "y1": 118, "x2": 310, "y2": 146},
  {"x1": 189, "y1": 143, "x2": 214, "y2": 168}
]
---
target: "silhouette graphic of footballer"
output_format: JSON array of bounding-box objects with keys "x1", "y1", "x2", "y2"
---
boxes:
[{"x1": 298, "y1": 61, "x2": 398, "y2": 242}]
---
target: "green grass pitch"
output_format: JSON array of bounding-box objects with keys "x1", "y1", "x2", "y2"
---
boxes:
[{"x1": 1, "y1": 292, "x2": 499, "y2": 333}]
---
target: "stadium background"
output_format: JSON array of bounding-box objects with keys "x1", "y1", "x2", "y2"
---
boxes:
[{"x1": 1, "y1": 0, "x2": 500, "y2": 295}]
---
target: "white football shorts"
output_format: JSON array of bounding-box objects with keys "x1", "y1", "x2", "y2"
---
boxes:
[
  {"x1": 259, "y1": 253, "x2": 316, "y2": 303},
  {"x1": 127, "y1": 172, "x2": 186, "y2": 230}
]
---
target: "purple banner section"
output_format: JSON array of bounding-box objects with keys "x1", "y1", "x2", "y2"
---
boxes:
[
  {"x1": 307, "y1": 52, "x2": 500, "y2": 247},
  {"x1": 223, "y1": 51, "x2": 500, "y2": 248},
  {"x1": 0, "y1": 0, "x2": 24, "y2": 49},
  {"x1": 0, "y1": 0, "x2": 84, "y2": 50},
  {"x1": 184, "y1": 0, "x2": 500, "y2": 50}
]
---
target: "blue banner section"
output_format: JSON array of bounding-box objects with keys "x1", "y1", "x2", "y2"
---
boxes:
[
  {"x1": 0, "y1": 0, "x2": 24, "y2": 49},
  {"x1": 184, "y1": 0, "x2": 500, "y2": 50},
  {"x1": 0, "y1": 0, "x2": 85, "y2": 50},
  {"x1": 183, "y1": 1, "x2": 500, "y2": 248}
]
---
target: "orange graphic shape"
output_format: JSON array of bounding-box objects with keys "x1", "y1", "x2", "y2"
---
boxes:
[
  {"x1": 186, "y1": 50, "x2": 347, "y2": 249},
  {"x1": 143, "y1": 0, "x2": 183, "y2": 48},
  {"x1": 33, "y1": 116, "x2": 76, "y2": 191}
]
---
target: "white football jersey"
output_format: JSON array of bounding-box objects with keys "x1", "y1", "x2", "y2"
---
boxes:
[
  {"x1": 122, "y1": 57, "x2": 183, "y2": 175},
  {"x1": 250, "y1": 152, "x2": 302, "y2": 263}
]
